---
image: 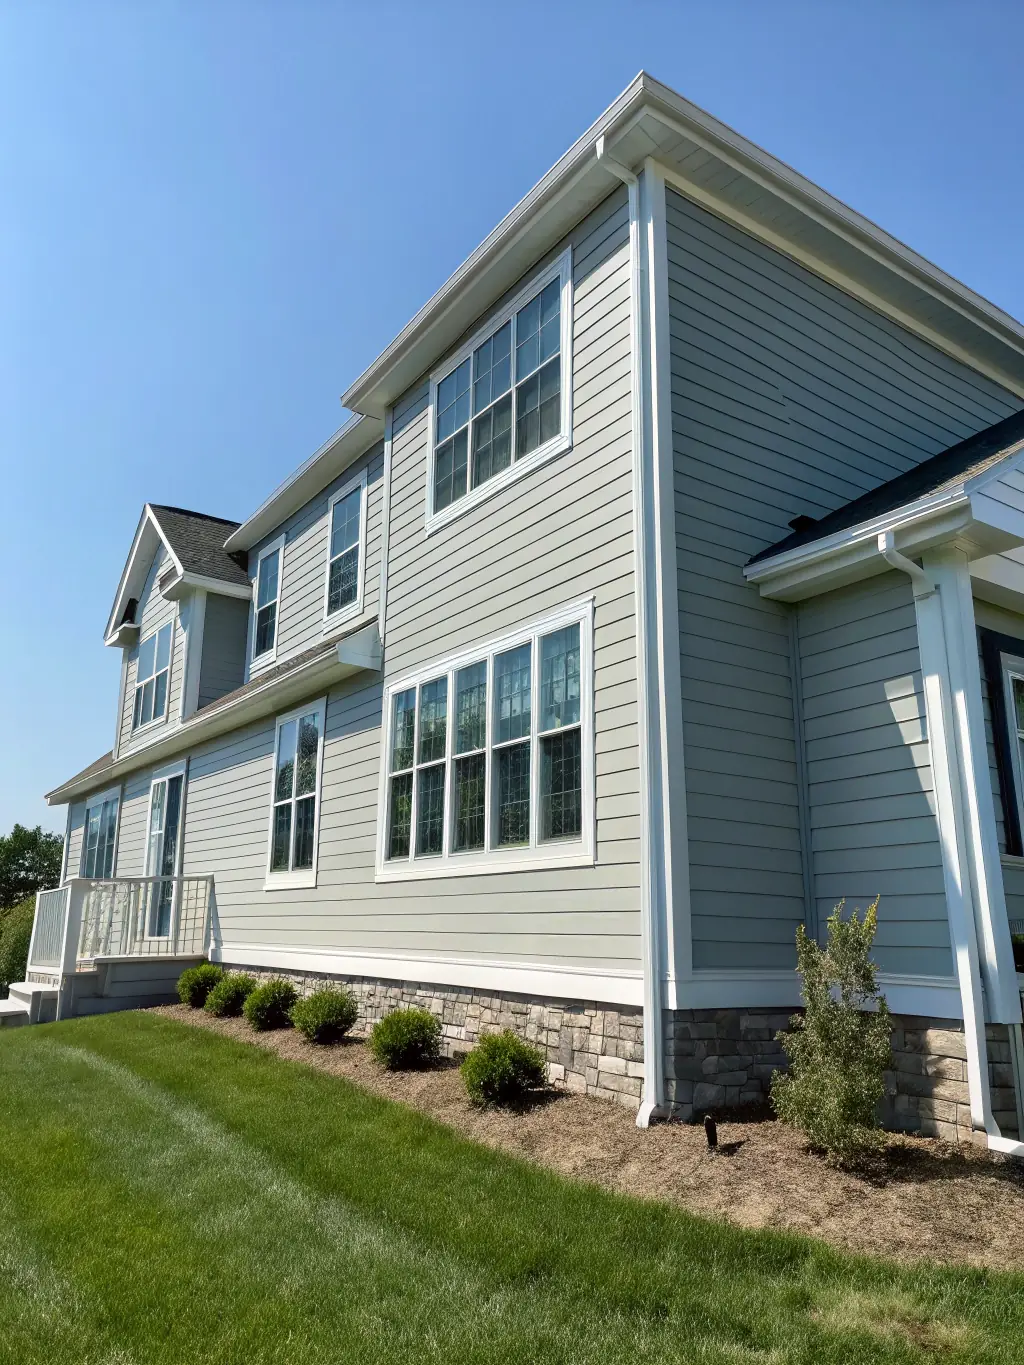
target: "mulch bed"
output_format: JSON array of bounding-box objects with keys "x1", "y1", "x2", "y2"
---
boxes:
[{"x1": 154, "y1": 1003, "x2": 1024, "y2": 1271}]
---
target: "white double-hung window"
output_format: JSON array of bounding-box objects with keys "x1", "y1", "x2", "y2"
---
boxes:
[
  {"x1": 266, "y1": 697, "x2": 326, "y2": 888},
  {"x1": 323, "y1": 470, "x2": 367, "y2": 628},
  {"x1": 252, "y1": 537, "x2": 284, "y2": 665},
  {"x1": 377, "y1": 600, "x2": 594, "y2": 879},
  {"x1": 428, "y1": 249, "x2": 572, "y2": 527},
  {"x1": 132, "y1": 622, "x2": 173, "y2": 731}
]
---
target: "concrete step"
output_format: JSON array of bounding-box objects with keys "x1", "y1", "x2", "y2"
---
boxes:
[
  {"x1": 0, "y1": 998, "x2": 30, "y2": 1028},
  {"x1": 8, "y1": 981, "x2": 58, "y2": 1024}
]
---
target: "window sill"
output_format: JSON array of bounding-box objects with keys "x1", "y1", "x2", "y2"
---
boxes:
[
  {"x1": 376, "y1": 843, "x2": 595, "y2": 882},
  {"x1": 130, "y1": 714, "x2": 170, "y2": 742},
  {"x1": 249, "y1": 652, "x2": 279, "y2": 680},
  {"x1": 425, "y1": 432, "x2": 572, "y2": 537},
  {"x1": 263, "y1": 870, "x2": 318, "y2": 891},
  {"x1": 322, "y1": 601, "x2": 364, "y2": 636}
]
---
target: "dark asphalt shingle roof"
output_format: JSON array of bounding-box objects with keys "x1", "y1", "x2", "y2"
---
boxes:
[
  {"x1": 748, "y1": 408, "x2": 1024, "y2": 566},
  {"x1": 150, "y1": 505, "x2": 249, "y2": 588}
]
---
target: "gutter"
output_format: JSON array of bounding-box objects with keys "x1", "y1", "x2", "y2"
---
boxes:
[{"x1": 596, "y1": 135, "x2": 666, "y2": 1128}]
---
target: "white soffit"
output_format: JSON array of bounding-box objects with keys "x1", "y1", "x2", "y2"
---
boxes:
[{"x1": 342, "y1": 71, "x2": 1024, "y2": 418}]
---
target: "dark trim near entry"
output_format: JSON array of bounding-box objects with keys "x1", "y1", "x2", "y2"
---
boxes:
[{"x1": 979, "y1": 627, "x2": 1024, "y2": 858}]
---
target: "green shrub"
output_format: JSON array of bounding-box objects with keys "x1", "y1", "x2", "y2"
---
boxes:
[
  {"x1": 771, "y1": 897, "x2": 893, "y2": 1166},
  {"x1": 243, "y1": 978, "x2": 298, "y2": 1032},
  {"x1": 176, "y1": 962, "x2": 223, "y2": 1008},
  {"x1": 290, "y1": 987, "x2": 359, "y2": 1044},
  {"x1": 461, "y1": 1030, "x2": 547, "y2": 1106},
  {"x1": 204, "y1": 972, "x2": 257, "y2": 1017},
  {"x1": 0, "y1": 895, "x2": 35, "y2": 997},
  {"x1": 369, "y1": 1008, "x2": 441, "y2": 1070}
]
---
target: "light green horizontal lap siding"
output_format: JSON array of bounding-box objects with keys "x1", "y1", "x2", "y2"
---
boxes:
[
  {"x1": 248, "y1": 442, "x2": 385, "y2": 669},
  {"x1": 198, "y1": 595, "x2": 248, "y2": 707},
  {"x1": 118, "y1": 548, "x2": 185, "y2": 756},
  {"x1": 798, "y1": 572, "x2": 950, "y2": 976},
  {"x1": 65, "y1": 801, "x2": 87, "y2": 879},
  {"x1": 666, "y1": 186, "x2": 1016, "y2": 974},
  {"x1": 115, "y1": 768, "x2": 155, "y2": 877},
  {"x1": 376, "y1": 185, "x2": 641, "y2": 973},
  {"x1": 181, "y1": 673, "x2": 639, "y2": 972}
]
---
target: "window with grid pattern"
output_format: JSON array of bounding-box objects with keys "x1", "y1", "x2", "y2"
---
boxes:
[
  {"x1": 382, "y1": 605, "x2": 591, "y2": 874},
  {"x1": 429, "y1": 253, "x2": 570, "y2": 521}
]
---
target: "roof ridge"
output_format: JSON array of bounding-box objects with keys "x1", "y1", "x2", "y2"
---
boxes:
[{"x1": 150, "y1": 504, "x2": 241, "y2": 529}]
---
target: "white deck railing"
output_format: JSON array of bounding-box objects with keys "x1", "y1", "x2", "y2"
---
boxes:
[{"x1": 26, "y1": 876, "x2": 214, "y2": 1019}]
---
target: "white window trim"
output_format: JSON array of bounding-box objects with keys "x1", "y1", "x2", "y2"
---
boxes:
[
  {"x1": 1001, "y1": 655, "x2": 1024, "y2": 844},
  {"x1": 425, "y1": 248, "x2": 574, "y2": 535},
  {"x1": 131, "y1": 619, "x2": 175, "y2": 738},
  {"x1": 142, "y1": 759, "x2": 187, "y2": 942},
  {"x1": 375, "y1": 597, "x2": 595, "y2": 882},
  {"x1": 264, "y1": 695, "x2": 328, "y2": 891},
  {"x1": 251, "y1": 534, "x2": 286, "y2": 673},
  {"x1": 79, "y1": 784, "x2": 122, "y2": 879},
  {"x1": 322, "y1": 468, "x2": 369, "y2": 634}
]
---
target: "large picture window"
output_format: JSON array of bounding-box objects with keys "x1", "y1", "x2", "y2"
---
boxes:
[
  {"x1": 81, "y1": 789, "x2": 120, "y2": 879},
  {"x1": 323, "y1": 471, "x2": 367, "y2": 628},
  {"x1": 377, "y1": 601, "x2": 594, "y2": 879},
  {"x1": 132, "y1": 622, "x2": 173, "y2": 731},
  {"x1": 266, "y1": 697, "x2": 326, "y2": 888},
  {"x1": 428, "y1": 250, "x2": 572, "y2": 528},
  {"x1": 252, "y1": 537, "x2": 284, "y2": 664}
]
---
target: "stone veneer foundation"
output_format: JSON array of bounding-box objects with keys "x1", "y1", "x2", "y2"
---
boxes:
[{"x1": 235, "y1": 965, "x2": 1021, "y2": 1141}]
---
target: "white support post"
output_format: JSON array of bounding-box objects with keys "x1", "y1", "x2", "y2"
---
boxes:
[{"x1": 56, "y1": 880, "x2": 86, "y2": 1022}]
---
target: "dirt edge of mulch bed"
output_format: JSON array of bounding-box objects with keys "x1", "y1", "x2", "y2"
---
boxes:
[{"x1": 152, "y1": 1003, "x2": 1024, "y2": 1272}]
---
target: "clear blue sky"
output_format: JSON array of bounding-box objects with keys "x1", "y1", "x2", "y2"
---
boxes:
[{"x1": 2, "y1": 1, "x2": 1022, "y2": 836}]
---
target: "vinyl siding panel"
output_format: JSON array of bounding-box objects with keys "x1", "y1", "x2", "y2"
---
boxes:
[
  {"x1": 198, "y1": 595, "x2": 248, "y2": 707},
  {"x1": 117, "y1": 548, "x2": 184, "y2": 756},
  {"x1": 65, "y1": 801, "x2": 87, "y2": 879},
  {"x1": 115, "y1": 768, "x2": 154, "y2": 877},
  {"x1": 182, "y1": 186, "x2": 641, "y2": 979},
  {"x1": 247, "y1": 442, "x2": 385, "y2": 675},
  {"x1": 667, "y1": 186, "x2": 1016, "y2": 973}
]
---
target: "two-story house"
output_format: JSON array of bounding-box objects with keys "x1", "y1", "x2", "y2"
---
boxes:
[{"x1": 17, "y1": 73, "x2": 1024, "y2": 1157}]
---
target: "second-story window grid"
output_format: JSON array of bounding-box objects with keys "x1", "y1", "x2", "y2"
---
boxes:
[
  {"x1": 384, "y1": 615, "x2": 585, "y2": 868},
  {"x1": 432, "y1": 260, "x2": 567, "y2": 517},
  {"x1": 326, "y1": 483, "x2": 361, "y2": 618},
  {"x1": 132, "y1": 623, "x2": 172, "y2": 731},
  {"x1": 253, "y1": 545, "x2": 281, "y2": 660}
]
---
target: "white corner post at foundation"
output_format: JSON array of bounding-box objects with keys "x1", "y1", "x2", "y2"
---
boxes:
[{"x1": 881, "y1": 531, "x2": 1023, "y2": 1148}]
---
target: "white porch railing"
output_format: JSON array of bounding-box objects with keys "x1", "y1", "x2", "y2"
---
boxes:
[{"x1": 26, "y1": 877, "x2": 214, "y2": 1019}]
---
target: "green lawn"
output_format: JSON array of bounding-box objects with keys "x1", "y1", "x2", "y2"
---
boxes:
[{"x1": 1, "y1": 1015, "x2": 1022, "y2": 1365}]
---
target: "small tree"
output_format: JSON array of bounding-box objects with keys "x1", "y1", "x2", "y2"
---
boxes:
[
  {"x1": 771, "y1": 897, "x2": 893, "y2": 1165},
  {"x1": 0, "y1": 824, "x2": 64, "y2": 911}
]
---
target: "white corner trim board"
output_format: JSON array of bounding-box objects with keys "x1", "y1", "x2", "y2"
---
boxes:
[{"x1": 213, "y1": 943, "x2": 644, "y2": 1009}]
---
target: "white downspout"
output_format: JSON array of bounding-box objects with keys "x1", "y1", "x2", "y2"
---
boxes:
[
  {"x1": 878, "y1": 532, "x2": 1002, "y2": 1144},
  {"x1": 597, "y1": 135, "x2": 666, "y2": 1127}
]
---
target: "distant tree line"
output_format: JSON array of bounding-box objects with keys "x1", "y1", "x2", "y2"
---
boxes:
[{"x1": 0, "y1": 824, "x2": 64, "y2": 911}]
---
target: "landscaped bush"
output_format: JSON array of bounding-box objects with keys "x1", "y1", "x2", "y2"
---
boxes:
[
  {"x1": 204, "y1": 972, "x2": 257, "y2": 1017},
  {"x1": 243, "y1": 978, "x2": 298, "y2": 1031},
  {"x1": 176, "y1": 962, "x2": 223, "y2": 1008},
  {"x1": 771, "y1": 897, "x2": 893, "y2": 1166},
  {"x1": 461, "y1": 1030, "x2": 547, "y2": 1106},
  {"x1": 0, "y1": 895, "x2": 34, "y2": 998},
  {"x1": 369, "y1": 1008, "x2": 441, "y2": 1070},
  {"x1": 290, "y1": 987, "x2": 359, "y2": 1044}
]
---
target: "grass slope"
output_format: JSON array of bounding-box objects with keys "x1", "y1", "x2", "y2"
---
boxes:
[{"x1": 0, "y1": 1012, "x2": 1022, "y2": 1364}]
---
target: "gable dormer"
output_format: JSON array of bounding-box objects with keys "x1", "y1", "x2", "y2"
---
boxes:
[{"x1": 107, "y1": 504, "x2": 252, "y2": 758}]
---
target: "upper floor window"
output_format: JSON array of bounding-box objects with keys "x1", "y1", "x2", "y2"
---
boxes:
[
  {"x1": 253, "y1": 538, "x2": 283, "y2": 664},
  {"x1": 428, "y1": 250, "x2": 572, "y2": 529},
  {"x1": 377, "y1": 599, "x2": 594, "y2": 879},
  {"x1": 266, "y1": 698, "x2": 326, "y2": 889},
  {"x1": 323, "y1": 471, "x2": 367, "y2": 628},
  {"x1": 132, "y1": 622, "x2": 172, "y2": 731},
  {"x1": 81, "y1": 789, "x2": 119, "y2": 878}
]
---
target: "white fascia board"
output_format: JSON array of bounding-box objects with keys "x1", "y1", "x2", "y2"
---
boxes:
[
  {"x1": 223, "y1": 413, "x2": 385, "y2": 554},
  {"x1": 341, "y1": 72, "x2": 1024, "y2": 419},
  {"x1": 746, "y1": 484, "x2": 1024, "y2": 604},
  {"x1": 160, "y1": 571, "x2": 253, "y2": 603},
  {"x1": 45, "y1": 622, "x2": 382, "y2": 806},
  {"x1": 104, "y1": 506, "x2": 180, "y2": 645}
]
